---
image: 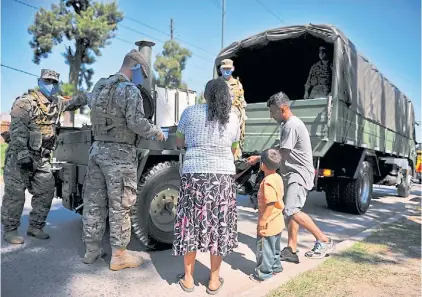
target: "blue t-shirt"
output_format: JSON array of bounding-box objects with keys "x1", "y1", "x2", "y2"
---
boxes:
[{"x1": 176, "y1": 104, "x2": 240, "y2": 174}]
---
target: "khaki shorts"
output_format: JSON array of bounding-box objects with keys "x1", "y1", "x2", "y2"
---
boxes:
[{"x1": 283, "y1": 182, "x2": 308, "y2": 217}]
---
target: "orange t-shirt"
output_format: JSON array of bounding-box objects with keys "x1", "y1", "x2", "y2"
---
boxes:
[{"x1": 257, "y1": 172, "x2": 285, "y2": 237}]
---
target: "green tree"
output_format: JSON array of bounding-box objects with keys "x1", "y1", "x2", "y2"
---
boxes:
[
  {"x1": 28, "y1": 0, "x2": 123, "y2": 91},
  {"x1": 196, "y1": 91, "x2": 206, "y2": 104},
  {"x1": 60, "y1": 82, "x2": 76, "y2": 96},
  {"x1": 154, "y1": 40, "x2": 192, "y2": 88}
]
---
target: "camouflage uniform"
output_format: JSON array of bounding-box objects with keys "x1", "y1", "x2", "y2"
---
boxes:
[
  {"x1": 1, "y1": 69, "x2": 88, "y2": 243},
  {"x1": 220, "y1": 59, "x2": 247, "y2": 160},
  {"x1": 82, "y1": 66, "x2": 161, "y2": 256},
  {"x1": 304, "y1": 60, "x2": 333, "y2": 99}
]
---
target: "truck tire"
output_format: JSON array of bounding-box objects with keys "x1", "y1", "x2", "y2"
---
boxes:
[
  {"x1": 341, "y1": 161, "x2": 373, "y2": 215},
  {"x1": 130, "y1": 161, "x2": 180, "y2": 247},
  {"x1": 397, "y1": 170, "x2": 412, "y2": 198},
  {"x1": 325, "y1": 182, "x2": 343, "y2": 211}
]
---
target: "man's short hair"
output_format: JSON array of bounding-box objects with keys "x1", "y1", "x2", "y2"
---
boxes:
[
  {"x1": 267, "y1": 91, "x2": 290, "y2": 108},
  {"x1": 261, "y1": 148, "x2": 282, "y2": 170}
]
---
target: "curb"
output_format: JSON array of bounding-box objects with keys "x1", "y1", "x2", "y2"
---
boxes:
[
  {"x1": 330, "y1": 212, "x2": 406, "y2": 253},
  {"x1": 239, "y1": 210, "x2": 412, "y2": 297}
]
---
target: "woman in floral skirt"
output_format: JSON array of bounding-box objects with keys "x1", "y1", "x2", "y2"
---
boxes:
[{"x1": 173, "y1": 78, "x2": 240, "y2": 294}]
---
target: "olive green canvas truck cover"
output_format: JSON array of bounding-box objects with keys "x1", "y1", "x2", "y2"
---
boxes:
[{"x1": 214, "y1": 24, "x2": 416, "y2": 160}]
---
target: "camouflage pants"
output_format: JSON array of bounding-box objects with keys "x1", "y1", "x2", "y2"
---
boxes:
[
  {"x1": 309, "y1": 85, "x2": 331, "y2": 99},
  {"x1": 82, "y1": 141, "x2": 138, "y2": 248},
  {"x1": 233, "y1": 107, "x2": 246, "y2": 160},
  {"x1": 1, "y1": 151, "x2": 55, "y2": 232}
]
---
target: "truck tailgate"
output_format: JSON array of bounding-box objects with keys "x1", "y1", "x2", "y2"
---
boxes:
[{"x1": 243, "y1": 98, "x2": 331, "y2": 157}]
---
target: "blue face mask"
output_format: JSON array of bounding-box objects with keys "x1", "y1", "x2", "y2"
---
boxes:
[
  {"x1": 38, "y1": 80, "x2": 59, "y2": 98},
  {"x1": 131, "y1": 64, "x2": 144, "y2": 86},
  {"x1": 221, "y1": 68, "x2": 233, "y2": 79}
]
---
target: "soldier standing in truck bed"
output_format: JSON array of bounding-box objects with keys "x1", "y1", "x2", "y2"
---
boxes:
[
  {"x1": 304, "y1": 45, "x2": 333, "y2": 99},
  {"x1": 220, "y1": 58, "x2": 247, "y2": 160},
  {"x1": 1, "y1": 69, "x2": 88, "y2": 244},
  {"x1": 81, "y1": 49, "x2": 165, "y2": 271}
]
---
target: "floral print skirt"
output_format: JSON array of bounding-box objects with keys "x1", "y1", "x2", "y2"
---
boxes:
[{"x1": 172, "y1": 173, "x2": 238, "y2": 256}]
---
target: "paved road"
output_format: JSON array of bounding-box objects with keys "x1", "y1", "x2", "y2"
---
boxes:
[{"x1": 1, "y1": 183, "x2": 421, "y2": 297}]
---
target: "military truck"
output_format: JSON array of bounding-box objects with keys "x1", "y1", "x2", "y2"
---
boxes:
[
  {"x1": 53, "y1": 41, "x2": 186, "y2": 247},
  {"x1": 217, "y1": 24, "x2": 417, "y2": 215}
]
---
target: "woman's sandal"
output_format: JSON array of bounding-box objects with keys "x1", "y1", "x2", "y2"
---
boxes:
[
  {"x1": 177, "y1": 273, "x2": 195, "y2": 293},
  {"x1": 206, "y1": 277, "x2": 224, "y2": 295}
]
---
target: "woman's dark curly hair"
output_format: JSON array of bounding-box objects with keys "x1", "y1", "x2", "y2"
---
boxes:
[{"x1": 204, "y1": 78, "x2": 231, "y2": 131}]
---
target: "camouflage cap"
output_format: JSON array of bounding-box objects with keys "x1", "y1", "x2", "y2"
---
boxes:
[
  {"x1": 124, "y1": 49, "x2": 150, "y2": 78},
  {"x1": 220, "y1": 58, "x2": 234, "y2": 68},
  {"x1": 40, "y1": 69, "x2": 59, "y2": 82}
]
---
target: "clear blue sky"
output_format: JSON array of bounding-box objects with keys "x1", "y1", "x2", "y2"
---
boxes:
[{"x1": 1, "y1": 0, "x2": 421, "y2": 139}]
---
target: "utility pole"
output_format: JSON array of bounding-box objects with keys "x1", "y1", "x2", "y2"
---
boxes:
[
  {"x1": 170, "y1": 18, "x2": 174, "y2": 40},
  {"x1": 221, "y1": 0, "x2": 226, "y2": 49}
]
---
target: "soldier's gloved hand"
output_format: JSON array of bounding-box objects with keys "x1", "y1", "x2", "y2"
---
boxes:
[
  {"x1": 19, "y1": 157, "x2": 33, "y2": 171},
  {"x1": 154, "y1": 129, "x2": 166, "y2": 142}
]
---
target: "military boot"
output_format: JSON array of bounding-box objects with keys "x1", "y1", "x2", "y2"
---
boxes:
[
  {"x1": 109, "y1": 247, "x2": 145, "y2": 271},
  {"x1": 27, "y1": 226, "x2": 50, "y2": 239},
  {"x1": 83, "y1": 242, "x2": 106, "y2": 264},
  {"x1": 4, "y1": 229, "x2": 24, "y2": 244}
]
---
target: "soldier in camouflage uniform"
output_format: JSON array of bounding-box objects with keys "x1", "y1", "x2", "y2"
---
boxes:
[
  {"x1": 1, "y1": 69, "x2": 88, "y2": 244},
  {"x1": 304, "y1": 45, "x2": 333, "y2": 99},
  {"x1": 220, "y1": 58, "x2": 247, "y2": 160},
  {"x1": 81, "y1": 49, "x2": 165, "y2": 271}
]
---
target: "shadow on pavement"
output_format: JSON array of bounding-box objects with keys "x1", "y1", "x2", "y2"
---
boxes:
[
  {"x1": 1, "y1": 210, "x2": 94, "y2": 297},
  {"x1": 334, "y1": 213, "x2": 421, "y2": 265}
]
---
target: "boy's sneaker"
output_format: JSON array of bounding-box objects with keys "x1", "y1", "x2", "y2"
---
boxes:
[
  {"x1": 305, "y1": 238, "x2": 335, "y2": 259},
  {"x1": 280, "y1": 247, "x2": 300, "y2": 264},
  {"x1": 249, "y1": 274, "x2": 264, "y2": 282}
]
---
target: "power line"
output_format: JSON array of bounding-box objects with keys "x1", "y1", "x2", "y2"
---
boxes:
[
  {"x1": 255, "y1": 0, "x2": 284, "y2": 23},
  {"x1": 115, "y1": 37, "x2": 132, "y2": 44},
  {"x1": 1, "y1": 64, "x2": 38, "y2": 77},
  {"x1": 13, "y1": 0, "x2": 214, "y2": 65},
  {"x1": 126, "y1": 16, "x2": 170, "y2": 38},
  {"x1": 210, "y1": 0, "x2": 221, "y2": 9},
  {"x1": 120, "y1": 25, "x2": 212, "y2": 62},
  {"x1": 13, "y1": 0, "x2": 216, "y2": 61},
  {"x1": 119, "y1": 24, "x2": 167, "y2": 44},
  {"x1": 13, "y1": 0, "x2": 38, "y2": 10},
  {"x1": 125, "y1": 17, "x2": 216, "y2": 56}
]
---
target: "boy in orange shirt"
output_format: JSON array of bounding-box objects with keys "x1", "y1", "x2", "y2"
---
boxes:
[{"x1": 250, "y1": 148, "x2": 285, "y2": 282}]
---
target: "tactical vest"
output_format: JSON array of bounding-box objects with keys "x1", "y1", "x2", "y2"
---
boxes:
[
  {"x1": 30, "y1": 91, "x2": 59, "y2": 137},
  {"x1": 91, "y1": 75, "x2": 137, "y2": 145},
  {"x1": 227, "y1": 77, "x2": 244, "y2": 109}
]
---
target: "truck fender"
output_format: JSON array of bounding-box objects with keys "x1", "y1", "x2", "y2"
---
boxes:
[
  {"x1": 353, "y1": 149, "x2": 379, "y2": 179},
  {"x1": 137, "y1": 149, "x2": 150, "y2": 182}
]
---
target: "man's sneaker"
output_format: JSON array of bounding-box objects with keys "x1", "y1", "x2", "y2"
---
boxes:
[
  {"x1": 280, "y1": 247, "x2": 300, "y2": 264},
  {"x1": 305, "y1": 238, "x2": 335, "y2": 259}
]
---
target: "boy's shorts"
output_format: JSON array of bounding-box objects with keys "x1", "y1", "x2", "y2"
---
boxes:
[{"x1": 283, "y1": 182, "x2": 308, "y2": 217}]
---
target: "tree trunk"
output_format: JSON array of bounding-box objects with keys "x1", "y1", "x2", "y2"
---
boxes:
[{"x1": 67, "y1": 40, "x2": 84, "y2": 127}]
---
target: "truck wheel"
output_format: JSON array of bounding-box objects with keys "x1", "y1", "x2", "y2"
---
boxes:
[
  {"x1": 397, "y1": 170, "x2": 412, "y2": 198},
  {"x1": 341, "y1": 161, "x2": 373, "y2": 215},
  {"x1": 131, "y1": 161, "x2": 180, "y2": 247},
  {"x1": 325, "y1": 182, "x2": 343, "y2": 211}
]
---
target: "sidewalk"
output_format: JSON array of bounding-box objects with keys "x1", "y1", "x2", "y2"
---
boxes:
[{"x1": 266, "y1": 206, "x2": 421, "y2": 297}]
